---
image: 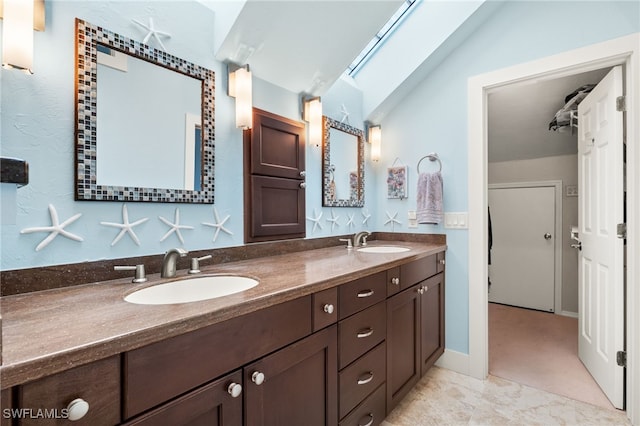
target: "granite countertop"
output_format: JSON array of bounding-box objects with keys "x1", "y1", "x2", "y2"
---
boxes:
[{"x1": 0, "y1": 240, "x2": 445, "y2": 389}]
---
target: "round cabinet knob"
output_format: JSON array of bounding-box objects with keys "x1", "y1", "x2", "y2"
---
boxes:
[
  {"x1": 544, "y1": 233, "x2": 552, "y2": 240},
  {"x1": 299, "y1": 182, "x2": 306, "y2": 189},
  {"x1": 227, "y1": 382, "x2": 242, "y2": 398},
  {"x1": 391, "y1": 277, "x2": 400, "y2": 286},
  {"x1": 417, "y1": 287, "x2": 424, "y2": 295},
  {"x1": 323, "y1": 303, "x2": 334, "y2": 314},
  {"x1": 67, "y1": 398, "x2": 90, "y2": 421},
  {"x1": 300, "y1": 170, "x2": 306, "y2": 178},
  {"x1": 439, "y1": 259, "x2": 446, "y2": 265},
  {"x1": 251, "y1": 371, "x2": 265, "y2": 385}
]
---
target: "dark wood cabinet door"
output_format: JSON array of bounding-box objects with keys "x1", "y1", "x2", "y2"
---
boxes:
[
  {"x1": 250, "y1": 108, "x2": 305, "y2": 179},
  {"x1": 244, "y1": 325, "x2": 337, "y2": 426},
  {"x1": 421, "y1": 273, "x2": 445, "y2": 376},
  {"x1": 245, "y1": 108, "x2": 306, "y2": 242},
  {"x1": 249, "y1": 175, "x2": 305, "y2": 238},
  {"x1": 1, "y1": 388, "x2": 12, "y2": 426},
  {"x1": 386, "y1": 285, "x2": 420, "y2": 413},
  {"x1": 124, "y1": 370, "x2": 242, "y2": 426}
]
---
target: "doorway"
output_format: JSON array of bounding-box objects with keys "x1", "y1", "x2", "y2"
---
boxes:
[{"x1": 466, "y1": 33, "x2": 640, "y2": 423}]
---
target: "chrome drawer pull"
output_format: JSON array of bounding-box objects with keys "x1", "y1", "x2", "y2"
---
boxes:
[
  {"x1": 357, "y1": 372, "x2": 374, "y2": 385},
  {"x1": 357, "y1": 328, "x2": 374, "y2": 338},
  {"x1": 357, "y1": 290, "x2": 374, "y2": 298},
  {"x1": 359, "y1": 414, "x2": 374, "y2": 426}
]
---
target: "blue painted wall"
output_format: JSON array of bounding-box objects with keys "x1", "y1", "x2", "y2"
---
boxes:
[
  {"x1": 1, "y1": 1, "x2": 638, "y2": 357},
  {"x1": 375, "y1": 0, "x2": 639, "y2": 354},
  {"x1": 0, "y1": 1, "x2": 373, "y2": 271}
]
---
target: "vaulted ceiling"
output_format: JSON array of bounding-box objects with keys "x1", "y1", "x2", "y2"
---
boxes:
[{"x1": 206, "y1": 0, "x2": 611, "y2": 163}]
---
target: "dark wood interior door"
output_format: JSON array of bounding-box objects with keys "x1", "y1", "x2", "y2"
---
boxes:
[{"x1": 244, "y1": 108, "x2": 306, "y2": 242}]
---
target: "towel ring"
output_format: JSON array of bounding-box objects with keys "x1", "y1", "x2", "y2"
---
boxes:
[{"x1": 417, "y1": 153, "x2": 442, "y2": 174}]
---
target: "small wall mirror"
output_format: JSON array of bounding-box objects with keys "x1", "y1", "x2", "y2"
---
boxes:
[
  {"x1": 322, "y1": 116, "x2": 364, "y2": 207},
  {"x1": 75, "y1": 19, "x2": 215, "y2": 203}
]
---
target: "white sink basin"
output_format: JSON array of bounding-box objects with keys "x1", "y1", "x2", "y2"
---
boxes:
[
  {"x1": 124, "y1": 275, "x2": 259, "y2": 305},
  {"x1": 357, "y1": 246, "x2": 411, "y2": 254}
]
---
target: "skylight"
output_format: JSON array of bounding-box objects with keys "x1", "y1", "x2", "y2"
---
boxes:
[{"x1": 346, "y1": 0, "x2": 419, "y2": 76}]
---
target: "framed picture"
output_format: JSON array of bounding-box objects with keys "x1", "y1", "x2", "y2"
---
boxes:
[{"x1": 387, "y1": 165, "x2": 408, "y2": 199}]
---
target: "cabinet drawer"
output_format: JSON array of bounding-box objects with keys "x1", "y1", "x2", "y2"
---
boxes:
[
  {"x1": 123, "y1": 370, "x2": 242, "y2": 426},
  {"x1": 313, "y1": 287, "x2": 338, "y2": 332},
  {"x1": 339, "y1": 384, "x2": 385, "y2": 426},
  {"x1": 124, "y1": 296, "x2": 312, "y2": 418},
  {"x1": 339, "y1": 342, "x2": 386, "y2": 420},
  {"x1": 399, "y1": 255, "x2": 437, "y2": 291},
  {"x1": 19, "y1": 356, "x2": 120, "y2": 426},
  {"x1": 339, "y1": 302, "x2": 386, "y2": 369},
  {"x1": 339, "y1": 272, "x2": 386, "y2": 320}
]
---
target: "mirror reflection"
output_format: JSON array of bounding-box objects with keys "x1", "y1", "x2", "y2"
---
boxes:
[
  {"x1": 322, "y1": 116, "x2": 364, "y2": 207},
  {"x1": 75, "y1": 19, "x2": 215, "y2": 203},
  {"x1": 96, "y1": 46, "x2": 202, "y2": 190}
]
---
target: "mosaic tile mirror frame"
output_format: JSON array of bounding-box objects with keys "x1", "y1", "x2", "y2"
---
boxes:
[
  {"x1": 74, "y1": 18, "x2": 215, "y2": 203},
  {"x1": 322, "y1": 116, "x2": 365, "y2": 207}
]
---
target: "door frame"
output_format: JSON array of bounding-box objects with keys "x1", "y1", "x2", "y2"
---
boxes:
[
  {"x1": 467, "y1": 33, "x2": 640, "y2": 423},
  {"x1": 488, "y1": 181, "x2": 563, "y2": 314}
]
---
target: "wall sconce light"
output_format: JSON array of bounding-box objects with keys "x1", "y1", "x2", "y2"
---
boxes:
[
  {"x1": 368, "y1": 124, "x2": 382, "y2": 162},
  {"x1": 227, "y1": 63, "x2": 253, "y2": 129},
  {"x1": 1, "y1": 0, "x2": 45, "y2": 74},
  {"x1": 302, "y1": 96, "x2": 322, "y2": 147}
]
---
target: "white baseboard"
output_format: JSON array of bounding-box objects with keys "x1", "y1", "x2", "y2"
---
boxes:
[
  {"x1": 435, "y1": 349, "x2": 470, "y2": 376},
  {"x1": 559, "y1": 310, "x2": 578, "y2": 318}
]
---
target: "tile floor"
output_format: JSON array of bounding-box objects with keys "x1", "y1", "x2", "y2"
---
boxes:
[{"x1": 382, "y1": 367, "x2": 629, "y2": 426}]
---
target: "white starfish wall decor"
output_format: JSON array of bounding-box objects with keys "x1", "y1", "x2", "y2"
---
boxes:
[
  {"x1": 101, "y1": 204, "x2": 149, "y2": 246},
  {"x1": 384, "y1": 211, "x2": 401, "y2": 231},
  {"x1": 202, "y1": 207, "x2": 233, "y2": 242},
  {"x1": 21, "y1": 204, "x2": 83, "y2": 252},
  {"x1": 346, "y1": 213, "x2": 355, "y2": 229},
  {"x1": 362, "y1": 209, "x2": 371, "y2": 226},
  {"x1": 326, "y1": 209, "x2": 340, "y2": 232},
  {"x1": 339, "y1": 104, "x2": 350, "y2": 124},
  {"x1": 306, "y1": 209, "x2": 323, "y2": 234},
  {"x1": 159, "y1": 208, "x2": 194, "y2": 244},
  {"x1": 132, "y1": 17, "x2": 171, "y2": 50}
]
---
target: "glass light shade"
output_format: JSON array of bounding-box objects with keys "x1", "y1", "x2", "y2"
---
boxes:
[
  {"x1": 234, "y1": 66, "x2": 252, "y2": 129},
  {"x1": 305, "y1": 97, "x2": 322, "y2": 147},
  {"x1": 369, "y1": 125, "x2": 382, "y2": 162},
  {"x1": 2, "y1": 0, "x2": 34, "y2": 73}
]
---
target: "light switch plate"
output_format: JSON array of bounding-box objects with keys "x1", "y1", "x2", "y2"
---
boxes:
[
  {"x1": 444, "y1": 212, "x2": 468, "y2": 229},
  {"x1": 408, "y1": 210, "x2": 418, "y2": 228}
]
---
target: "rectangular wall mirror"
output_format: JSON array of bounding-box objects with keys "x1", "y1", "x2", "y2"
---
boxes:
[
  {"x1": 75, "y1": 19, "x2": 215, "y2": 203},
  {"x1": 322, "y1": 116, "x2": 365, "y2": 207}
]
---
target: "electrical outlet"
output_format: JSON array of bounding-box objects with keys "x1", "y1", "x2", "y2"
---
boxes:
[{"x1": 566, "y1": 185, "x2": 578, "y2": 197}]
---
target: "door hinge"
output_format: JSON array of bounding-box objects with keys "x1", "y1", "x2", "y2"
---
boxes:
[
  {"x1": 617, "y1": 351, "x2": 627, "y2": 367},
  {"x1": 616, "y1": 96, "x2": 626, "y2": 112},
  {"x1": 617, "y1": 223, "x2": 627, "y2": 239}
]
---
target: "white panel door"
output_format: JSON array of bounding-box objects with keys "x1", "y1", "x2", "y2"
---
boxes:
[
  {"x1": 488, "y1": 186, "x2": 556, "y2": 312},
  {"x1": 577, "y1": 66, "x2": 624, "y2": 409}
]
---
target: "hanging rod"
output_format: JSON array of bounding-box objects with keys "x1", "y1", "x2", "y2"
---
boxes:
[{"x1": 417, "y1": 152, "x2": 442, "y2": 174}]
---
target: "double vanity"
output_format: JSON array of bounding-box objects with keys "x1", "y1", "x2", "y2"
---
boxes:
[{"x1": 1, "y1": 238, "x2": 445, "y2": 425}]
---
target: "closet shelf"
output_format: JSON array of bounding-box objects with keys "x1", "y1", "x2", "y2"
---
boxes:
[{"x1": 548, "y1": 84, "x2": 596, "y2": 132}]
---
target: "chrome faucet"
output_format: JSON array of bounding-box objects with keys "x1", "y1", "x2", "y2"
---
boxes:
[
  {"x1": 161, "y1": 248, "x2": 188, "y2": 278},
  {"x1": 353, "y1": 231, "x2": 371, "y2": 247}
]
